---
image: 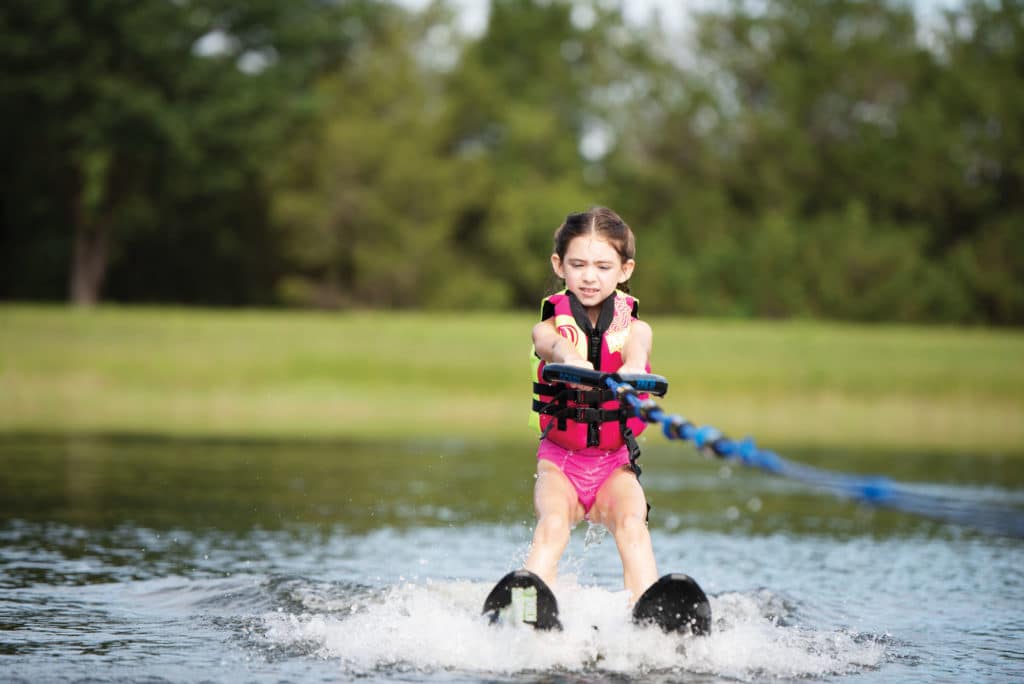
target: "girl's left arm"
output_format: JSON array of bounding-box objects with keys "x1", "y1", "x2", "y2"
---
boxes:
[{"x1": 618, "y1": 320, "x2": 652, "y2": 375}]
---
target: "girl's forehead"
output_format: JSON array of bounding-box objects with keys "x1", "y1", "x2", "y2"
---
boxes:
[{"x1": 563, "y1": 235, "x2": 619, "y2": 260}]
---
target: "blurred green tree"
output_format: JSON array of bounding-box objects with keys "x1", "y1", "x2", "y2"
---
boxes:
[
  {"x1": 935, "y1": 0, "x2": 1024, "y2": 323},
  {"x1": 1, "y1": 0, "x2": 1020, "y2": 324},
  {"x1": 0, "y1": 0, "x2": 369, "y2": 305},
  {"x1": 619, "y1": 0, "x2": 1023, "y2": 323},
  {"x1": 437, "y1": 0, "x2": 664, "y2": 307},
  {"x1": 271, "y1": 3, "x2": 471, "y2": 308}
]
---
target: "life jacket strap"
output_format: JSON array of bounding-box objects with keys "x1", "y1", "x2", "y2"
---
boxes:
[
  {"x1": 531, "y1": 400, "x2": 629, "y2": 426},
  {"x1": 622, "y1": 425, "x2": 642, "y2": 477},
  {"x1": 532, "y1": 382, "x2": 615, "y2": 405},
  {"x1": 532, "y1": 381, "x2": 625, "y2": 444},
  {"x1": 621, "y1": 424, "x2": 650, "y2": 521}
]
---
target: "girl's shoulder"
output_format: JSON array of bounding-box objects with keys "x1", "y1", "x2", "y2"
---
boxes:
[{"x1": 614, "y1": 289, "x2": 640, "y2": 318}]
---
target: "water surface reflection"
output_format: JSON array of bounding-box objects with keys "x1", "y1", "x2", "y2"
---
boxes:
[{"x1": 1, "y1": 435, "x2": 1022, "y2": 682}]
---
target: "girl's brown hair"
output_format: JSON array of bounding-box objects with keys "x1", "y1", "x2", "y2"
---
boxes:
[{"x1": 552, "y1": 207, "x2": 636, "y2": 292}]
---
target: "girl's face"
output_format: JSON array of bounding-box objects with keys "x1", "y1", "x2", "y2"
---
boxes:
[{"x1": 551, "y1": 235, "x2": 635, "y2": 310}]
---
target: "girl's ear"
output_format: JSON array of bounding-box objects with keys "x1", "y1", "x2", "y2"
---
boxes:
[
  {"x1": 551, "y1": 253, "x2": 565, "y2": 279},
  {"x1": 619, "y1": 258, "x2": 635, "y2": 283}
]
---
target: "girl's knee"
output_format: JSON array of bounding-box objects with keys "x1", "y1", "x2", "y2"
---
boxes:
[
  {"x1": 614, "y1": 512, "x2": 650, "y2": 542},
  {"x1": 534, "y1": 513, "x2": 571, "y2": 545}
]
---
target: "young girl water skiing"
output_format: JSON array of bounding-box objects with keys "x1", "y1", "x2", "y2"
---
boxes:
[{"x1": 524, "y1": 207, "x2": 658, "y2": 602}]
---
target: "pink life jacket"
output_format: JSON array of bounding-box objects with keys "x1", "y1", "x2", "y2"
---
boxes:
[{"x1": 530, "y1": 289, "x2": 649, "y2": 452}]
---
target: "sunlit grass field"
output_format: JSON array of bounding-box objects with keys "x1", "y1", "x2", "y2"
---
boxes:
[{"x1": 1, "y1": 305, "x2": 1021, "y2": 453}]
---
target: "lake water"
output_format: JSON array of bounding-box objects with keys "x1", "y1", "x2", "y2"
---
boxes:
[{"x1": 1, "y1": 435, "x2": 1023, "y2": 683}]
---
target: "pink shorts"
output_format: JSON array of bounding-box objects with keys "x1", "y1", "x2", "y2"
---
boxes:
[{"x1": 537, "y1": 439, "x2": 633, "y2": 513}]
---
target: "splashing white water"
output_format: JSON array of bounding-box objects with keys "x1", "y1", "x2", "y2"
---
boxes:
[
  {"x1": 258, "y1": 577, "x2": 886, "y2": 679},
  {"x1": 583, "y1": 521, "x2": 609, "y2": 551}
]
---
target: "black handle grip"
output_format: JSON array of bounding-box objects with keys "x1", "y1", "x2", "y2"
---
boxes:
[{"x1": 542, "y1": 363, "x2": 668, "y2": 396}]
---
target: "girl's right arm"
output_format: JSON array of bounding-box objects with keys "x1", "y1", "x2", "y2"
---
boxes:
[{"x1": 532, "y1": 319, "x2": 593, "y2": 369}]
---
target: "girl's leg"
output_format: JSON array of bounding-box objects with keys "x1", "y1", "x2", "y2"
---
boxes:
[
  {"x1": 524, "y1": 459, "x2": 584, "y2": 588},
  {"x1": 590, "y1": 467, "x2": 658, "y2": 602}
]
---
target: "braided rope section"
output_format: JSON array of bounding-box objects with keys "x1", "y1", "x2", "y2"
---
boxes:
[{"x1": 605, "y1": 375, "x2": 1024, "y2": 539}]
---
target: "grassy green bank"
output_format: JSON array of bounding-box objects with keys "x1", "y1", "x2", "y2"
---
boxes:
[{"x1": 1, "y1": 305, "x2": 1021, "y2": 453}]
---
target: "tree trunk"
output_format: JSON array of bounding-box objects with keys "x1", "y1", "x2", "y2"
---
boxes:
[
  {"x1": 69, "y1": 150, "x2": 115, "y2": 307},
  {"x1": 69, "y1": 221, "x2": 109, "y2": 307}
]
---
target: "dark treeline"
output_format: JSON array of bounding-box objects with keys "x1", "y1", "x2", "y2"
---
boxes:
[{"x1": 1, "y1": 0, "x2": 1021, "y2": 324}]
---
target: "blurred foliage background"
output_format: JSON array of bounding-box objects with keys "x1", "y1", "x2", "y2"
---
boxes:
[{"x1": 1, "y1": 0, "x2": 1021, "y2": 324}]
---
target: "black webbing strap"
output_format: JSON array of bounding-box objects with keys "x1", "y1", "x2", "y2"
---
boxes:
[
  {"x1": 621, "y1": 425, "x2": 650, "y2": 520},
  {"x1": 532, "y1": 400, "x2": 628, "y2": 425},
  {"x1": 622, "y1": 425, "x2": 642, "y2": 477},
  {"x1": 532, "y1": 383, "x2": 615, "y2": 404},
  {"x1": 555, "y1": 382, "x2": 568, "y2": 431}
]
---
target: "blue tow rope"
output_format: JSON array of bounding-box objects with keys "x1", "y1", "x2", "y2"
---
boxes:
[{"x1": 540, "y1": 364, "x2": 1024, "y2": 538}]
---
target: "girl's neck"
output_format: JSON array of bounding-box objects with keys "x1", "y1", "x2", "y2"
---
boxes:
[{"x1": 567, "y1": 289, "x2": 613, "y2": 329}]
